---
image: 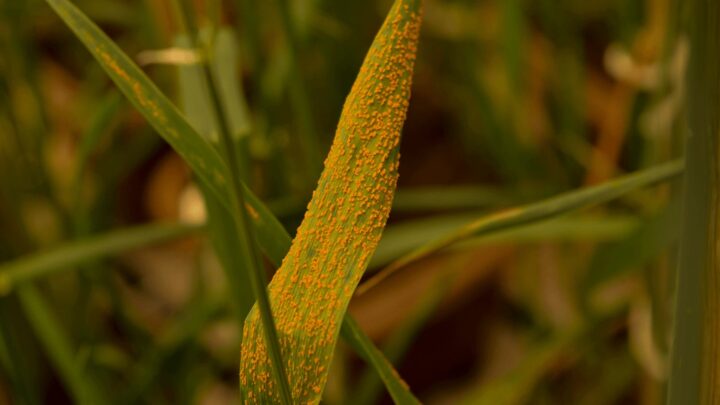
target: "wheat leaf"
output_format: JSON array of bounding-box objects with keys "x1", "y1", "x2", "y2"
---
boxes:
[
  {"x1": 239, "y1": 0, "x2": 423, "y2": 402},
  {"x1": 41, "y1": 0, "x2": 420, "y2": 400}
]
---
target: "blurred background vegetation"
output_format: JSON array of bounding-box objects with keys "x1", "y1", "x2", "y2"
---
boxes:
[{"x1": 0, "y1": 0, "x2": 689, "y2": 403}]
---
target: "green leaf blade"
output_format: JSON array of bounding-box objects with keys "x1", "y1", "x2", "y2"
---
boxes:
[
  {"x1": 44, "y1": 0, "x2": 231, "y2": 213},
  {"x1": 239, "y1": 0, "x2": 424, "y2": 402}
]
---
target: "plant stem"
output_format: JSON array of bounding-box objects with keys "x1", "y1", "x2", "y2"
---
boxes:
[
  {"x1": 17, "y1": 285, "x2": 106, "y2": 405},
  {"x1": 0, "y1": 222, "x2": 201, "y2": 295},
  {"x1": 172, "y1": 1, "x2": 293, "y2": 402},
  {"x1": 273, "y1": 0, "x2": 323, "y2": 183},
  {"x1": 358, "y1": 160, "x2": 684, "y2": 295},
  {"x1": 667, "y1": 0, "x2": 720, "y2": 403}
]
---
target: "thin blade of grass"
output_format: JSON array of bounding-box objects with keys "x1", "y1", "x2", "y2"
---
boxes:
[
  {"x1": 391, "y1": 185, "x2": 511, "y2": 213},
  {"x1": 273, "y1": 0, "x2": 323, "y2": 183},
  {"x1": 44, "y1": 0, "x2": 233, "y2": 212},
  {"x1": 42, "y1": 0, "x2": 296, "y2": 273},
  {"x1": 175, "y1": 0, "x2": 293, "y2": 398},
  {"x1": 197, "y1": 184, "x2": 255, "y2": 321},
  {"x1": 240, "y1": 0, "x2": 423, "y2": 402},
  {"x1": 16, "y1": 285, "x2": 106, "y2": 405},
  {"x1": 0, "y1": 307, "x2": 42, "y2": 405},
  {"x1": 0, "y1": 297, "x2": 43, "y2": 405},
  {"x1": 667, "y1": 0, "x2": 720, "y2": 402},
  {"x1": 176, "y1": 28, "x2": 251, "y2": 145},
  {"x1": 122, "y1": 296, "x2": 225, "y2": 402},
  {"x1": 459, "y1": 332, "x2": 577, "y2": 405},
  {"x1": 358, "y1": 160, "x2": 683, "y2": 295},
  {"x1": 350, "y1": 278, "x2": 447, "y2": 405},
  {"x1": 173, "y1": 0, "x2": 292, "y2": 398},
  {"x1": 582, "y1": 205, "x2": 679, "y2": 297},
  {"x1": 0, "y1": 223, "x2": 201, "y2": 295},
  {"x1": 173, "y1": 19, "x2": 261, "y2": 324},
  {"x1": 341, "y1": 316, "x2": 420, "y2": 405},
  {"x1": 372, "y1": 214, "x2": 638, "y2": 269}
]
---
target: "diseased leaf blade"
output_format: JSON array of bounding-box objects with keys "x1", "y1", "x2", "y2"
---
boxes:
[
  {"x1": 42, "y1": 0, "x2": 421, "y2": 401},
  {"x1": 240, "y1": 0, "x2": 424, "y2": 402}
]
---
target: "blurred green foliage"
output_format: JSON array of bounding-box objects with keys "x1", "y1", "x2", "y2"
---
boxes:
[{"x1": 0, "y1": 0, "x2": 689, "y2": 403}]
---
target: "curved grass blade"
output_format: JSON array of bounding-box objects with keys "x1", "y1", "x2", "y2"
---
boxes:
[
  {"x1": 358, "y1": 160, "x2": 683, "y2": 295},
  {"x1": 372, "y1": 213, "x2": 638, "y2": 269},
  {"x1": 350, "y1": 279, "x2": 447, "y2": 405},
  {"x1": 0, "y1": 223, "x2": 201, "y2": 295},
  {"x1": 17, "y1": 285, "x2": 106, "y2": 405},
  {"x1": 240, "y1": 0, "x2": 423, "y2": 402},
  {"x1": 44, "y1": 0, "x2": 233, "y2": 211},
  {"x1": 458, "y1": 332, "x2": 577, "y2": 405},
  {"x1": 42, "y1": 0, "x2": 293, "y2": 269},
  {"x1": 341, "y1": 317, "x2": 420, "y2": 405},
  {"x1": 173, "y1": 0, "x2": 293, "y2": 398}
]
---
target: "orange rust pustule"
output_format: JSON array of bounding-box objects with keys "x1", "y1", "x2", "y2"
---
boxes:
[{"x1": 239, "y1": 0, "x2": 423, "y2": 403}]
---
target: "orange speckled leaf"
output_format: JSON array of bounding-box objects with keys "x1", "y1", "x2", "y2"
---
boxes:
[{"x1": 239, "y1": 0, "x2": 423, "y2": 402}]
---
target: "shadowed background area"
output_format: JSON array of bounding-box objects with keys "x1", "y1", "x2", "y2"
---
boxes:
[{"x1": 0, "y1": 0, "x2": 688, "y2": 403}]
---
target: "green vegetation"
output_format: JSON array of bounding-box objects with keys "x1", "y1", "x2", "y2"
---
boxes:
[{"x1": 0, "y1": 0, "x2": 710, "y2": 403}]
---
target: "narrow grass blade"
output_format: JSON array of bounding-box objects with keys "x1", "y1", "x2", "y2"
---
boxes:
[
  {"x1": 341, "y1": 317, "x2": 421, "y2": 405},
  {"x1": 200, "y1": 184, "x2": 255, "y2": 322},
  {"x1": 0, "y1": 307, "x2": 42, "y2": 405},
  {"x1": 372, "y1": 214, "x2": 638, "y2": 269},
  {"x1": 42, "y1": 0, "x2": 295, "y2": 266},
  {"x1": 74, "y1": 92, "x2": 123, "y2": 178},
  {"x1": 667, "y1": 0, "x2": 720, "y2": 402},
  {"x1": 44, "y1": 0, "x2": 233, "y2": 210},
  {"x1": 273, "y1": 0, "x2": 323, "y2": 182},
  {"x1": 176, "y1": 28, "x2": 251, "y2": 144},
  {"x1": 240, "y1": 0, "x2": 423, "y2": 402},
  {"x1": 582, "y1": 205, "x2": 679, "y2": 296},
  {"x1": 359, "y1": 160, "x2": 683, "y2": 295},
  {"x1": 123, "y1": 296, "x2": 225, "y2": 402},
  {"x1": 17, "y1": 285, "x2": 106, "y2": 405},
  {"x1": 0, "y1": 223, "x2": 201, "y2": 295},
  {"x1": 173, "y1": 0, "x2": 293, "y2": 398},
  {"x1": 459, "y1": 332, "x2": 577, "y2": 405},
  {"x1": 0, "y1": 304, "x2": 43, "y2": 405},
  {"x1": 350, "y1": 279, "x2": 447, "y2": 405},
  {"x1": 392, "y1": 185, "x2": 511, "y2": 213}
]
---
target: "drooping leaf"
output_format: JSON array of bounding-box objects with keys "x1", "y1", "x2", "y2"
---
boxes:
[{"x1": 240, "y1": 0, "x2": 424, "y2": 402}]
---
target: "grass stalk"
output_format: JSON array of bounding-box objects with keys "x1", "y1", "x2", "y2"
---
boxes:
[
  {"x1": 272, "y1": 0, "x2": 323, "y2": 182},
  {"x1": 358, "y1": 160, "x2": 683, "y2": 295},
  {"x1": 17, "y1": 285, "x2": 106, "y2": 405},
  {"x1": 667, "y1": 0, "x2": 720, "y2": 402},
  {"x1": 341, "y1": 317, "x2": 421, "y2": 405},
  {"x1": 0, "y1": 222, "x2": 201, "y2": 295},
  {"x1": 172, "y1": 1, "x2": 293, "y2": 402}
]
